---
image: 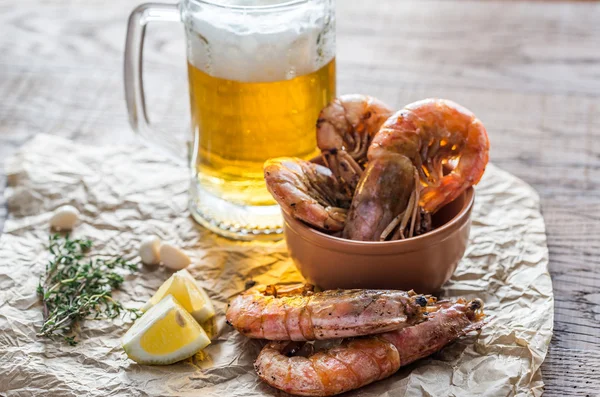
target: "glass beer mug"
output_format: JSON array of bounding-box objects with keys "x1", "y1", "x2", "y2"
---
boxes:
[{"x1": 124, "y1": 0, "x2": 336, "y2": 241}]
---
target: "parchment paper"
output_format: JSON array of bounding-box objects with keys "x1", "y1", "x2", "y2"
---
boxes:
[{"x1": 0, "y1": 134, "x2": 553, "y2": 397}]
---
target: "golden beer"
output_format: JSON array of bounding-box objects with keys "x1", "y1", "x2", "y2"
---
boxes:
[
  {"x1": 188, "y1": 59, "x2": 336, "y2": 206},
  {"x1": 125, "y1": 0, "x2": 336, "y2": 238}
]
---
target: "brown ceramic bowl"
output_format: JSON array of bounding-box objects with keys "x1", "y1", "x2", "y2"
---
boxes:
[{"x1": 283, "y1": 187, "x2": 474, "y2": 293}]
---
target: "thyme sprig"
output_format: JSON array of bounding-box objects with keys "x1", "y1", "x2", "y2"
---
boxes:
[{"x1": 37, "y1": 234, "x2": 141, "y2": 345}]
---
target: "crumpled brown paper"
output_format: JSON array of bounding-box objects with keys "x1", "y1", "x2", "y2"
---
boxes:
[{"x1": 0, "y1": 134, "x2": 553, "y2": 397}]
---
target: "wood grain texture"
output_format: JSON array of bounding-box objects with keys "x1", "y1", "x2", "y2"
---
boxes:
[{"x1": 1, "y1": 0, "x2": 599, "y2": 395}]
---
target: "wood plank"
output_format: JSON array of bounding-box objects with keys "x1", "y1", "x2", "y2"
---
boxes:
[
  {"x1": 542, "y1": 347, "x2": 600, "y2": 397},
  {"x1": 1, "y1": 0, "x2": 600, "y2": 394},
  {"x1": 338, "y1": 0, "x2": 600, "y2": 97}
]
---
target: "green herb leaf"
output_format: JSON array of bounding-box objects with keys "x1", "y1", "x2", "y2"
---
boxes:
[{"x1": 37, "y1": 234, "x2": 141, "y2": 344}]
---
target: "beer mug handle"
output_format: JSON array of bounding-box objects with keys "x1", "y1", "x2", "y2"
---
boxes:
[{"x1": 124, "y1": 3, "x2": 184, "y2": 161}]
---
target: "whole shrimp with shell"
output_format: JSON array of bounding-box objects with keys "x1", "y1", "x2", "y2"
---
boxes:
[
  {"x1": 263, "y1": 97, "x2": 489, "y2": 242},
  {"x1": 226, "y1": 283, "x2": 433, "y2": 341},
  {"x1": 263, "y1": 94, "x2": 394, "y2": 235},
  {"x1": 343, "y1": 98, "x2": 490, "y2": 241},
  {"x1": 254, "y1": 297, "x2": 485, "y2": 396},
  {"x1": 369, "y1": 98, "x2": 490, "y2": 214}
]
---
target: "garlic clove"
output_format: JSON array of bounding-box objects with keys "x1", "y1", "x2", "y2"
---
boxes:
[
  {"x1": 49, "y1": 205, "x2": 80, "y2": 231},
  {"x1": 139, "y1": 236, "x2": 161, "y2": 266},
  {"x1": 160, "y1": 243, "x2": 191, "y2": 270}
]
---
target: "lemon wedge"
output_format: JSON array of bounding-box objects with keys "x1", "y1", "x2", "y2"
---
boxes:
[
  {"x1": 122, "y1": 295, "x2": 211, "y2": 365},
  {"x1": 142, "y1": 269, "x2": 215, "y2": 323}
]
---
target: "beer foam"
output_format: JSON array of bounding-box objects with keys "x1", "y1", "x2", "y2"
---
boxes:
[
  {"x1": 183, "y1": 0, "x2": 335, "y2": 82},
  {"x1": 203, "y1": 0, "x2": 298, "y2": 5}
]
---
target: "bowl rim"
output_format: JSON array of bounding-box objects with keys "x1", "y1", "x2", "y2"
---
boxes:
[{"x1": 282, "y1": 187, "x2": 475, "y2": 254}]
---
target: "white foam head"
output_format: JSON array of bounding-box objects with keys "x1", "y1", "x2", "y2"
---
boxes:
[{"x1": 182, "y1": 0, "x2": 335, "y2": 82}]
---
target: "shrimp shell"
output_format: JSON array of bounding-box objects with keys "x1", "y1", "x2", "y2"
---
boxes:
[
  {"x1": 254, "y1": 299, "x2": 485, "y2": 396},
  {"x1": 264, "y1": 157, "x2": 349, "y2": 232},
  {"x1": 317, "y1": 94, "x2": 394, "y2": 160},
  {"x1": 226, "y1": 284, "x2": 431, "y2": 341},
  {"x1": 369, "y1": 98, "x2": 490, "y2": 214},
  {"x1": 342, "y1": 153, "x2": 416, "y2": 241},
  {"x1": 317, "y1": 95, "x2": 394, "y2": 194}
]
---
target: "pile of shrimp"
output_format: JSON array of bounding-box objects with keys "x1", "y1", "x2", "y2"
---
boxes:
[
  {"x1": 226, "y1": 283, "x2": 485, "y2": 396},
  {"x1": 264, "y1": 95, "x2": 490, "y2": 241}
]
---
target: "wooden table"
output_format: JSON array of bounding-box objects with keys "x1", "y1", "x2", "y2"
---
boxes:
[{"x1": 1, "y1": 0, "x2": 599, "y2": 395}]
